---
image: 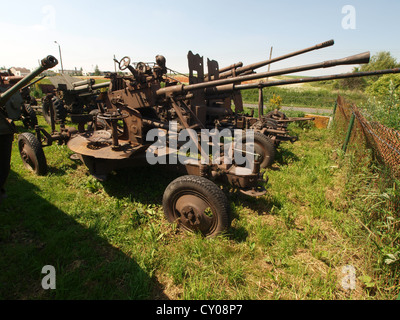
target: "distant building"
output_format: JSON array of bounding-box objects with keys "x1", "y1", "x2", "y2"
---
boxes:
[
  {"x1": 82, "y1": 70, "x2": 94, "y2": 76},
  {"x1": 10, "y1": 67, "x2": 30, "y2": 77},
  {"x1": 57, "y1": 69, "x2": 77, "y2": 75}
]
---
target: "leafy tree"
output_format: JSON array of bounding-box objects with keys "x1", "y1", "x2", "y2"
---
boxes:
[
  {"x1": 360, "y1": 51, "x2": 400, "y2": 72},
  {"x1": 94, "y1": 65, "x2": 101, "y2": 76},
  {"x1": 341, "y1": 51, "x2": 400, "y2": 95}
]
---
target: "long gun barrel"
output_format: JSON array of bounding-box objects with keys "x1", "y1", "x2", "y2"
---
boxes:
[
  {"x1": 218, "y1": 39, "x2": 335, "y2": 79},
  {"x1": 0, "y1": 55, "x2": 58, "y2": 107},
  {"x1": 73, "y1": 81, "x2": 110, "y2": 92},
  {"x1": 232, "y1": 68, "x2": 400, "y2": 91},
  {"x1": 157, "y1": 51, "x2": 370, "y2": 96}
]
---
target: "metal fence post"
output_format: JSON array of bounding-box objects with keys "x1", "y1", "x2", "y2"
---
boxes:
[
  {"x1": 332, "y1": 101, "x2": 337, "y2": 121},
  {"x1": 342, "y1": 112, "x2": 356, "y2": 153}
]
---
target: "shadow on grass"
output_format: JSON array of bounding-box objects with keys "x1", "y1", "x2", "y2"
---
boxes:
[
  {"x1": 0, "y1": 170, "x2": 168, "y2": 300},
  {"x1": 46, "y1": 162, "x2": 79, "y2": 177},
  {"x1": 101, "y1": 164, "x2": 279, "y2": 243},
  {"x1": 274, "y1": 145, "x2": 300, "y2": 166},
  {"x1": 101, "y1": 164, "x2": 183, "y2": 206},
  {"x1": 223, "y1": 188, "x2": 282, "y2": 243},
  {"x1": 230, "y1": 190, "x2": 282, "y2": 217}
]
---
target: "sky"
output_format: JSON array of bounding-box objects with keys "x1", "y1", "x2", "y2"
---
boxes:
[{"x1": 1, "y1": 0, "x2": 400, "y2": 76}]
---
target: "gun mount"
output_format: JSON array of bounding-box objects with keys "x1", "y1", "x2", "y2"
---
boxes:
[
  {"x1": 167, "y1": 47, "x2": 369, "y2": 167},
  {"x1": 184, "y1": 50, "x2": 400, "y2": 169},
  {"x1": 18, "y1": 44, "x2": 395, "y2": 238}
]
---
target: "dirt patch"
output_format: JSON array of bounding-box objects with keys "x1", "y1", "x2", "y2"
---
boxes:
[{"x1": 152, "y1": 272, "x2": 183, "y2": 300}]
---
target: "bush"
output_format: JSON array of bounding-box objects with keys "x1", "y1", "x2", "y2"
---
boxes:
[
  {"x1": 365, "y1": 74, "x2": 400, "y2": 98},
  {"x1": 269, "y1": 94, "x2": 282, "y2": 109},
  {"x1": 361, "y1": 80, "x2": 400, "y2": 130}
]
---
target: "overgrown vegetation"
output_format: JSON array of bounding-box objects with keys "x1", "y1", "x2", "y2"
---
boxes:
[
  {"x1": 1, "y1": 51, "x2": 399, "y2": 300},
  {"x1": 332, "y1": 122, "x2": 400, "y2": 298},
  {"x1": 360, "y1": 81, "x2": 400, "y2": 130},
  {"x1": 0, "y1": 113, "x2": 398, "y2": 300}
]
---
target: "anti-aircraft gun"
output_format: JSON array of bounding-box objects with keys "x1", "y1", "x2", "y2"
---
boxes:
[
  {"x1": 186, "y1": 44, "x2": 400, "y2": 169},
  {"x1": 39, "y1": 73, "x2": 110, "y2": 131},
  {"x1": 14, "y1": 48, "x2": 400, "y2": 237},
  {"x1": 170, "y1": 45, "x2": 368, "y2": 168},
  {"x1": 57, "y1": 49, "x2": 373, "y2": 237},
  {"x1": 184, "y1": 40, "x2": 337, "y2": 167},
  {"x1": 0, "y1": 55, "x2": 58, "y2": 200}
]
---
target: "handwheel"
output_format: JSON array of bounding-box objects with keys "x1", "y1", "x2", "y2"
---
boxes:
[
  {"x1": 242, "y1": 131, "x2": 275, "y2": 168},
  {"x1": 162, "y1": 175, "x2": 231, "y2": 237},
  {"x1": 119, "y1": 56, "x2": 131, "y2": 71},
  {"x1": 18, "y1": 132, "x2": 48, "y2": 175},
  {"x1": 136, "y1": 62, "x2": 147, "y2": 73}
]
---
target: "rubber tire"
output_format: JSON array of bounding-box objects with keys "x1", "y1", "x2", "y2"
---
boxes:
[
  {"x1": 162, "y1": 175, "x2": 231, "y2": 237},
  {"x1": 242, "y1": 131, "x2": 275, "y2": 168},
  {"x1": 21, "y1": 104, "x2": 38, "y2": 129},
  {"x1": 18, "y1": 132, "x2": 48, "y2": 176},
  {"x1": 42, "y1": 96, "x2": 67, "y2": 124}
]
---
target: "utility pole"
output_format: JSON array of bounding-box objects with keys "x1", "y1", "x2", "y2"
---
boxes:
[
  {"x1": 268, "y1": 46, "x2": 273, "y2": 72},
  {"x1": 266, "y1": 46, "x2": 273, "y2": 82},
  {"x1": 54, "y1": 41, "x2": 64, "y2": 74}
]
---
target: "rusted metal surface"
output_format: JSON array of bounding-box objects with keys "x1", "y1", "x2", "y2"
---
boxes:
[
  {"x1": 61, "y1": 53, "x2": 273, "y2": 195},
  {"x1": 182, "y1": 50, "x2": 400, "y2": 152},
  {"x1": 28, "y1": 44, "x2": 389, "y2": 197},
  {"x1": 67, "y1": 132, "x2": 143, "y2": 159}
]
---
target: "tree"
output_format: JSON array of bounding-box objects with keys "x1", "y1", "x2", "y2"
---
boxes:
[
  {"x1": 360, "y1": 51, "x2": 400, "y2": 72},
  {"x1": 348, "y1": 51, "x2": 400, "y2": 93},
  {"x1": 94, "y1": 65, "x2": 101, "y2": 76}
]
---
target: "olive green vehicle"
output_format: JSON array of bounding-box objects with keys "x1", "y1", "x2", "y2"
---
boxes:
[{"x1": 0, "y1": 55, "x2": 58, "y2": 202}]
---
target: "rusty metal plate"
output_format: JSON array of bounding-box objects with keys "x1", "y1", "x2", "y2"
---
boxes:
[{"x1": 67, "y1": 133, "x2": 143, "y2": 159}]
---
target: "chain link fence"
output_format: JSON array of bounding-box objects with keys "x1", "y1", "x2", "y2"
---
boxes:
[{"x1": 335, "y1": 95, "x2": 400, "y2": 179}]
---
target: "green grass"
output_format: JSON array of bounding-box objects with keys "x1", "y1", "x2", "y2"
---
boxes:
[
  {"x1": 241, "y1": 86, "x2": 368, "y2": 109},
  {"x1": 0, "y1": 114, "x2": 398, "y2": 300}
]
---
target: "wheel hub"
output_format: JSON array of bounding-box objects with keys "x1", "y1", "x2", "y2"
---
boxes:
[{"x1": 180, "y1": 206, "x2": 200, "y2": 226}]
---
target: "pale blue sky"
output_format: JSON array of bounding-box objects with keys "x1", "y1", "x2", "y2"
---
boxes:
[{"x1": 1, "y1": 0, "x2": 399, "y2": 76}]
